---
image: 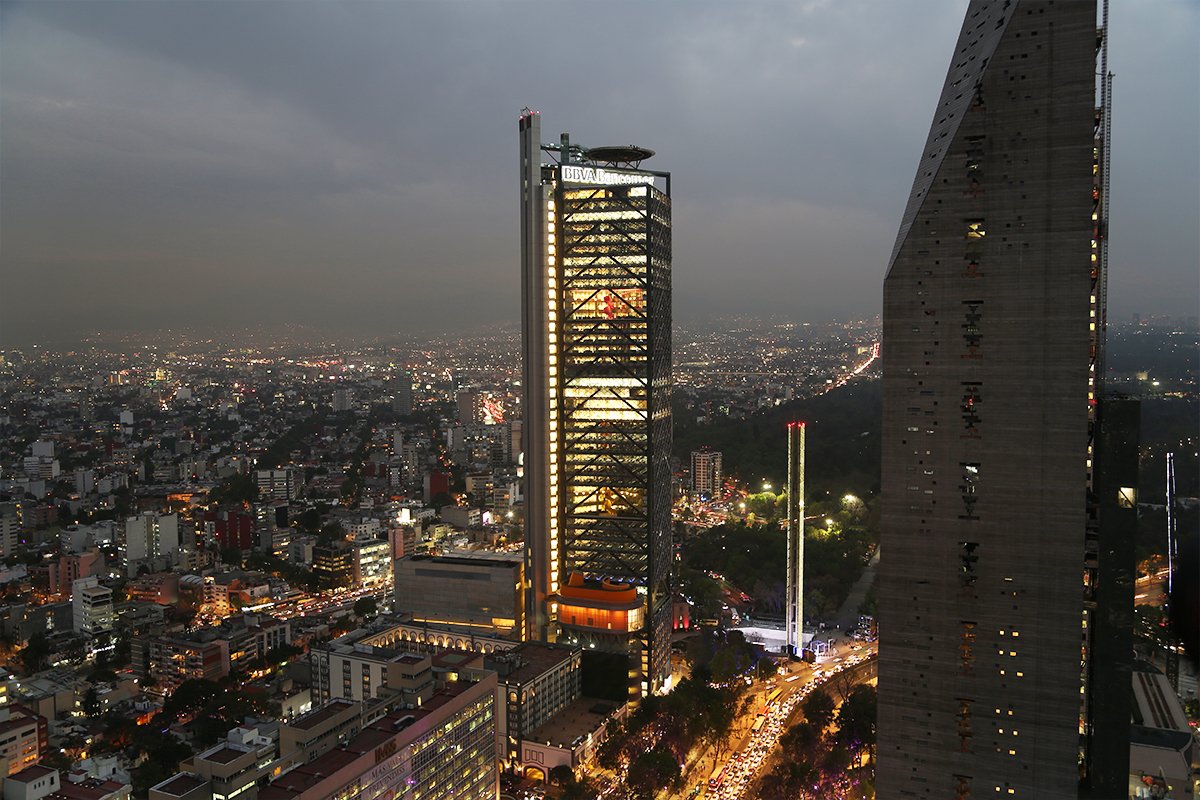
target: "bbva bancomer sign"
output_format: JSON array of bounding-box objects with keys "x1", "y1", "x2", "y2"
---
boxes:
[{"x1": 560, "y1": 165, "x2": 654, "y2": 186}]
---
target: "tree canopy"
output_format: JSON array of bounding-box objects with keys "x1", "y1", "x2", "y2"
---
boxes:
[{"x1": 674, "y1": 381, "x2": 881, "y2": 497}]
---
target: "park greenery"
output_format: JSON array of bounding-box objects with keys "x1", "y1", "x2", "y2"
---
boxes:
[
  {"x1": 556, "y1": 771, "x2": 600, "y2": 800},
  {"x1": 682, "y1": 497, "x2": 877, "y2": 622}
]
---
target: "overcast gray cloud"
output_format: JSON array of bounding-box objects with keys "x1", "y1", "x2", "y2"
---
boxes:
[{"x1": 1, "y1": 0, "x2": 1196, "y2": 346}]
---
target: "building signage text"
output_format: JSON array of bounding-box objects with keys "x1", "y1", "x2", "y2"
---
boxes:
[
  {"x1": 560, "y1": 165, "x2": 653, "y2": 186},
  {"x1": 374, "y1": 740, "x2": 397, "y2": 764}
]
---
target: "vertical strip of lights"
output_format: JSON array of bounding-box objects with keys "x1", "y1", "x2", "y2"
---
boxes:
[
  {"x1": 1081, "y1": 1, "x2": 1110, "y2": 742},
  {"x1": 1088, "y1": 0, "x2": 1111, "y2": 479},
  {"x1": 786, "y1": 421, "x2": 806, "y2": 657},
  {"x1": 1166, "y1": 452, "x2": 1176, "y2": 597},
  {"x1": 546, "y1": 192, "x2": 560, "y2": 604}
]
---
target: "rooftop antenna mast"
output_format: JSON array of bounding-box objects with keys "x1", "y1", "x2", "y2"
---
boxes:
[{"x1": 541, "y1": 132, "x2": 587, "y2": 165}]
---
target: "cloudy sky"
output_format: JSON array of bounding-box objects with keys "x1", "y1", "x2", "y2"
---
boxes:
[{"x1": 1, "y1": 0, "x2": 1196, "y2": 347}]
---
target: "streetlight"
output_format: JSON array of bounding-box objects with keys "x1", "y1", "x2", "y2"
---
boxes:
[{"x1": 762, "y1": 482, "x2": 772, "y2": 492}]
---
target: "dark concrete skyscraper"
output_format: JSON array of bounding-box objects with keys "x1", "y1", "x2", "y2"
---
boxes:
[
  {"x1": 877, "y1": 1, "x2": 1111, "y2": 797},
  {"x1": 520, "y1": 110, "x2": 674, "y2": 701}
]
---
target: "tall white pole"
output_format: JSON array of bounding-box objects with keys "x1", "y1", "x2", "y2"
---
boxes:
[
  {"x1": 1166, "y1": 452, "x2": 1176, "y2": 596},
  {"x1": 786, "y1": 422, "x2": 805, "y2": 657}
]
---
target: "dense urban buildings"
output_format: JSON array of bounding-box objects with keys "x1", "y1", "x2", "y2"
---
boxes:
[
  {"x1": 259, "y1": 675, "x2": 498, "y2": 800},
  {"x1": 520, "y1": 110, "x2": 675, "y2": 700},
  {"x1": 877, "y1": 1, "x2": 1116, "y2": 797},
  {"x1": 0, "y1": 285, "x2": 1191, "y2": 799}
]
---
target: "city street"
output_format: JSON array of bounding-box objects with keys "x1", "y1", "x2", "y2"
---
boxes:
[{"x1": 660, "y1": 642, "x2": 877, "y2": 800}]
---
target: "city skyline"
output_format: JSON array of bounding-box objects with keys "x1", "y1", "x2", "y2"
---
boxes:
[
  {"x1": 0, "y1": 1, "x2": 1196, "y2": 795},
  {"x1": 2, "y1": 0, "x2": 1197, "y2": 349}
]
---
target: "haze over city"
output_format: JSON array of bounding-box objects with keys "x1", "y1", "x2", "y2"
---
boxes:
[{"x1": 1, "y1": 0, "x2": 1197, "y2": 347}]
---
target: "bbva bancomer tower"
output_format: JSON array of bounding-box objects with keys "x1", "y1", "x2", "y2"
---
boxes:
[{"x1": 519, "y1": 110, "x2": 674, "y2": 704}]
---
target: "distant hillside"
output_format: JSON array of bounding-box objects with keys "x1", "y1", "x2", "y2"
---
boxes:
[{"x1": 674, "y1": 378, "x2": 882, "y2": 498}]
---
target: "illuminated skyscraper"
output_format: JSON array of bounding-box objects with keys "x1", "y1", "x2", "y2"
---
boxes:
[
  {"x1": 520, "y1": 109, "x2": 673, "y2": 700},
  {"x1": 690, "y1": 447, "x2": 723, "y2": 499},
  {"x1": 877, "y1": 1, "x2": 1115, "y2": 796}
]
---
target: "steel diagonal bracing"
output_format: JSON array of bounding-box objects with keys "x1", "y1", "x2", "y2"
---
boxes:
[
  {"x1": 565, "y1": 452, "x2": 649, "y2": 497},
  {"x1": 562, "y1": 319, "x2": 650, "y2": 360},
  {"x1": 561, "y1": 291, "x2": 648, "y2": 325},
  {"x1": 549, "y1": 178, "x2": 671, "y2": 691},
  {"x1": 605, "y1": 486, "x2": 646, "y2": 514},
  {"x1": 562, "y1": 254, "x2": 646, "y2": 288},
  {"x1": 561, "y1": 424, "x2": 649, "y2": 467},
  {"x1": 561, "y1": 424, "x2": 647, "y2": 459},
  {"x1": 565, "y1": 521, "x2": 648, "y2": 577},
  {"x1": 558, "y1": 384, "x2": 649, "y2": 416}
]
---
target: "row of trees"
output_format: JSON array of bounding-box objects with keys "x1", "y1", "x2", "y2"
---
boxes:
[
  {"x1": 596, "y1": 677, "x2": 740, "y2": 799},
  {"x1": 242, "y1": 550, "x2": 321, "y2": 591},
  {"x1": 687, "y1": 628, "x2": 764, "y2": 685}
]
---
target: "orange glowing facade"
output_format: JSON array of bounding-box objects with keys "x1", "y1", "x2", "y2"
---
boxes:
[{"x1": 555, "y1": 573, "x2": 645, "y2": 633}]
